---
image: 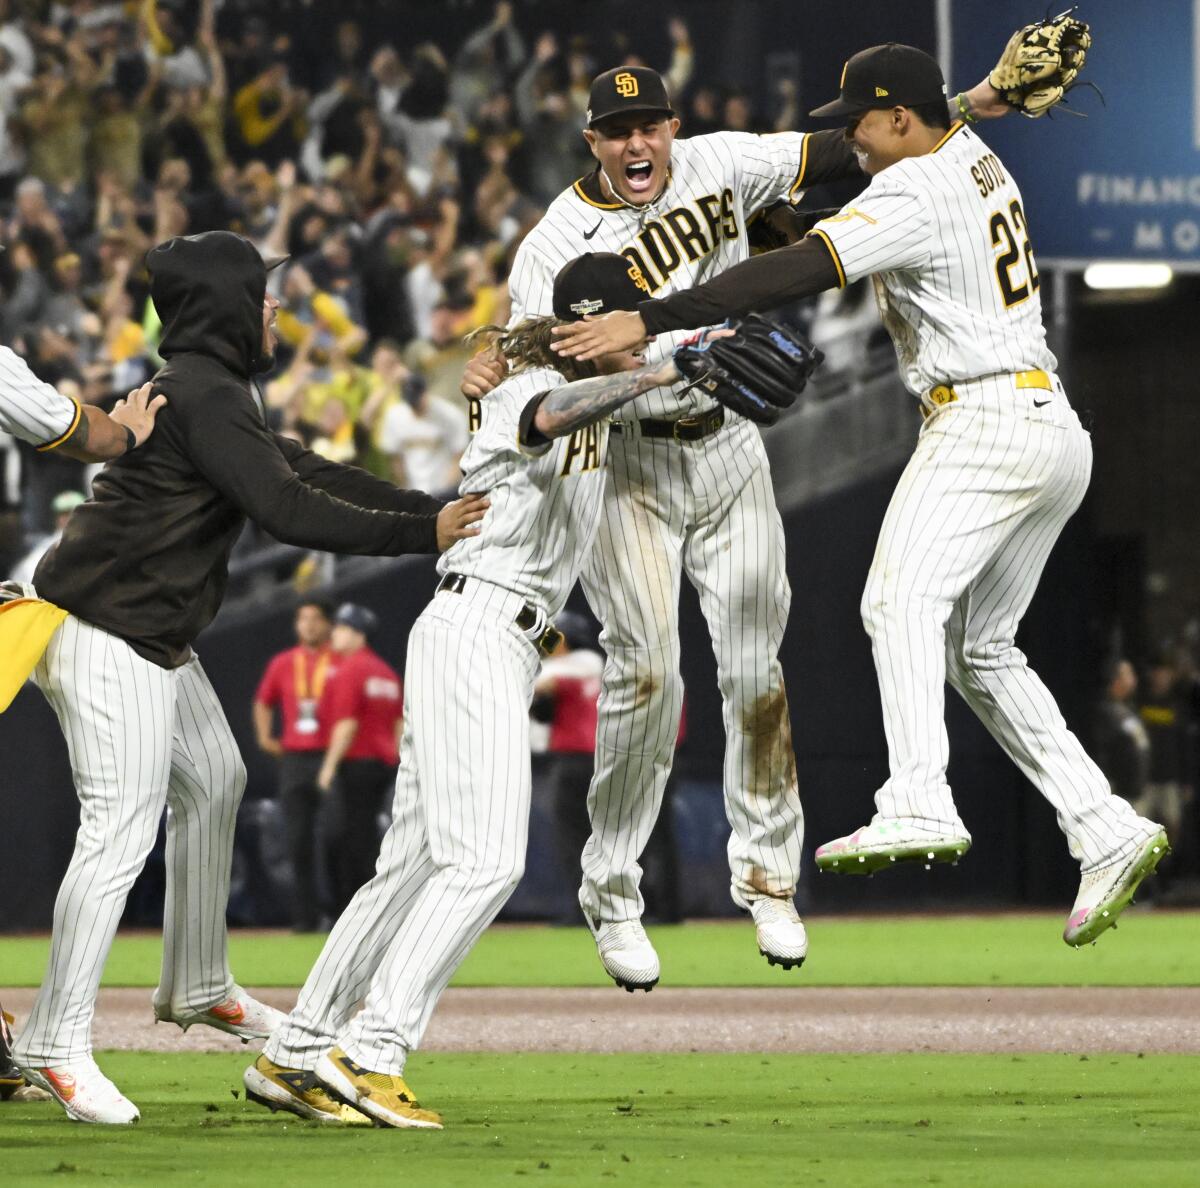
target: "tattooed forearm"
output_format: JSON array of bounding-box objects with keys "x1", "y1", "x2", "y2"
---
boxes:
[{"x1": 535, "y1": 360, "x2": 680, "y2": 439}]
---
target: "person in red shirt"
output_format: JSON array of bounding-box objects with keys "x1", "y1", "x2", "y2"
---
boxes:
[
  {"x1": 317, "y1": 604, "x2": 403, "y2": 914},
  {"x1": 253, "y1": 599, "x2": 335, "y2": 932}
]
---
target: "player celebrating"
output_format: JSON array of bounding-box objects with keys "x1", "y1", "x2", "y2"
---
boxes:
[
  {"x1": 244, "y1": 253, "x2": 820, "y2": 1128},
  {"x1": 7, "y1": 231, "x2": 488, "y2": 1125},
  {"x1": 464, "y1": 44, "x2": 1028, "y2": 987},
  {"x1": 553, "y1": 34, "x2": 1167, "y2": 947}
]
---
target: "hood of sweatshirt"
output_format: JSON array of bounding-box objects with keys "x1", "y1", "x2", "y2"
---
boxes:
[{"x1": 148, "y1": 231, "x2": 267, "y2": 378}]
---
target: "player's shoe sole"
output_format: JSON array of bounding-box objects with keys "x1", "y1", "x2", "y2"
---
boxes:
[
  {"x1": 815, "y1": 828, "x2": 971, "y2": 876},
  {"x1": 1064, "y1": 830, "x2": 1170, "y2": 948},
  {"x1": 244, "y1": 1056, "x2": 370, "y2": 1125},
  {"x1": 315, "y1": 1049, "x2": 443, "y2": 1130}
]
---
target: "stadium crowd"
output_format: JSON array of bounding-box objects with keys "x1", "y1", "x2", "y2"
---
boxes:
[{"x1": 0, "y1": 0, "x2": 817, "y2": 580}]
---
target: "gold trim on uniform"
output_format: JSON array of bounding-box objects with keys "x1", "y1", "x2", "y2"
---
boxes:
[
  {"x1": 788, "y1": 133, "x2": 811, "y2": 198},
  {"x1": 807, "y1": 228, "x2": 846, "y2": 288},
  {"x1": 930, "y1": 121, "x2": 966, "y2": 153},
  {"x1": 572, "y1": 176, "x2": 623, "y2": 211},
  {"x1": 36, "y1": 398, "x2": 83, "y2": 453}
]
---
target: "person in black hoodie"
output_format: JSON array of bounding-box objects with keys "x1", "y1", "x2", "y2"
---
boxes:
[{"x1": 10, "y1": 231, "x2": 487, "y2": 1125}]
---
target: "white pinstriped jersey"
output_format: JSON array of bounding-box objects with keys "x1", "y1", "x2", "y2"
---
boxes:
[
  {"x1": 509, "y1": 131, "x2": 808, "y2": 420},
  {"x1": 810, "y1": 123, "x2": 1057, "y2": 398},
  {"x1": 439, "y1": 367, "x2": 609, "y2": 617},
  {"x1": 0, "y1": 345, "x2": 80, "y2": 448}
]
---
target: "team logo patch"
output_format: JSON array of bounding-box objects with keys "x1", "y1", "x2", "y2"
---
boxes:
[
  {"x1": 615, "y1": 71, "x2": 639, "y2": 98},
  {"x1": 626, "y1": 262, "x2": 651, "y2": 294},
  {"x1": 569, "y1": 298, "x2": 605, "y2": 315}
]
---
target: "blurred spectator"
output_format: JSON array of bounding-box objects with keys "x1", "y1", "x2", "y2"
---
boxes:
[
  {"x1": 0, "y1": 4, "x2": 812, "y2": 590},
  {"x1": 1094, "y1": 659, "x2": 1150, "y2": 807},
  {"x1": 1138, "y1": 653, "x2": 1194, "y2": 870},
  {"x1": 375, "y1": 343, "x2": 467, "y2": 493},
  {"x1": 253, "y1": 599, "x2": 335, "y2": 933},
  {"x1": 533, "y1": 613, "x2": 604, "y2": 922},
  {"x1": 8, "y1": 487, "x2": 83, "y2": 584},
  {"x1": 317, "y1": 603, "x2": 402, "y2": 915}
]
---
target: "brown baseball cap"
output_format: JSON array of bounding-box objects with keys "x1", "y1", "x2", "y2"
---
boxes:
[
  {"x1": 587, "y1": 66, "x2": 674, "y2": 128},
  {"x1": 810, "y1": 44, "x2": 946, "y2": 118}
]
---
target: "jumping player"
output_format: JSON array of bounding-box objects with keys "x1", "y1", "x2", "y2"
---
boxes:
[
  {"x1": 552, "y1": 44, "x2": 1167, "y2": 947},
  {"x1": 464, "y1": 49, "x2": 1024, "y2": 987}
]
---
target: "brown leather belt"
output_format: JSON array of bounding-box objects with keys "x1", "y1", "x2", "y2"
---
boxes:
[
  {"x1": 437, "y1": 573, "x2": 563, "y2": 657},
  {"x1": 612, "y1": 407, "x2": 725, "y2": 442}
]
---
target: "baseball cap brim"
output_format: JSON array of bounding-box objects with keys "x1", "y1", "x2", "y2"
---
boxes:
[
  {"x1": 809, "y1": 96, "x2": 873, "y2": 117},
  {"x1": 263, "y1": 251, "x2": 290, "y2": 272},
  {"x1": 588, "y1": 105, "x2": 674, "y2": 128}
]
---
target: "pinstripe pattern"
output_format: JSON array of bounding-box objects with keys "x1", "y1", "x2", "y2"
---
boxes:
[
  {"x1": 266, "y1": 590, "x2": 539, "y2": 1074},
  {"x1": 812, "y1": 125, "x2": 1057, "y2": 397},
  {"x1": 580, "y1": 416, "x2": 803, "y2": 919},
  {"x1": 441, "y1": 369, "x2": 608, "y2": 615},
  {"x1": 813, "y1": 131, "x2": 1154, "y2": 870},
  {"x1": 0, "y1": 346, "x2": 79, "y2": 447},
  {"x1": 861, "y1": 376, "x2": 1151, "y2": 868},
  {"x1": 13, "y1": 617, "x2": 244, "y2": 1065},
  {"x1": 506, "y1": 130, "x2": 810, "y2": 924},
  {"x1": 509, "y1": 132, "x2": 809, "y2": 421}
]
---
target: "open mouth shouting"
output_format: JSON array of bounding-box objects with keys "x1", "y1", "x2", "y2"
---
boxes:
[{"x1": 624, "y1": 160, "x2": 655, "y2": 195}]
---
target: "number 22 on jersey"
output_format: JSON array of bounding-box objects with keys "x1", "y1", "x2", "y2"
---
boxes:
[{"x1": 989, "y1": 198, "x2": 1040, "y2": 309}]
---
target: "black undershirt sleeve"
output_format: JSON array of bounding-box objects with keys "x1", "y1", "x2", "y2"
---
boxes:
[
  {"x1": 638, "y1": 236, "x2": 843, "y2": 335},
  {"x1": 798, "y1": 128, "x2": 864, "y2": 187}
]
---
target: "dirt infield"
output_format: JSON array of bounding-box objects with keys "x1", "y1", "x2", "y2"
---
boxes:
[{"x1": 3, "y1": 986, "x2": 1197, "y2": 1054}]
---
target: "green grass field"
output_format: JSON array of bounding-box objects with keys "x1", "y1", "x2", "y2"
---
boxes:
[
  {"x1": 3, "y1": 1052, "x2": 1198, "y2": 1186},
  {"x1": 4, "y1": 913, "x2": 1199, "y2": 988}
]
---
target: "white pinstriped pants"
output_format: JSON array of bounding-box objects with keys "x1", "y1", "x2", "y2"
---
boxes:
[
  {"x1": 13, "y1": 616, "x2": 244, "y2": 1065},
  {"x1": 266, "y1": 586, "x2": 538, "y2": 1074},
  {"x1": 861, "y1": 377, "x2": 1153, "y2": 870},
  {"x1": 579, "y1": 415, "x2": 804, "y2": 923}
]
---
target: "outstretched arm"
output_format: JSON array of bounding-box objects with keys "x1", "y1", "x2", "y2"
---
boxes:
[
  {"x1": 551, "y1": 242, "x2": 839, "y2": 361},
  {"x1": 530, "y1": 358, "x2": 682, "y2": 439}
]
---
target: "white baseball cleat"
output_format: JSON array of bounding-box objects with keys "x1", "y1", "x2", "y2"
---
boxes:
[
  {"x1": 154, "y1": 985, "x2": 285, "y2": 1043},
  {"x1": 581, "y1": 895, "x2": 660, "y2": 992},
  {"x1": 1064, "y1": 828, "x2": 1170, "y2": 948},
  {"x1": 815, "y1": 818, "x2": 972, "y2": 875},
  {"x1": 731, "y1": 889, "x2": 808, "y2": 969},
  {"x1": 17, "y1": 1058, "x2": 140, "y2": 1124}
]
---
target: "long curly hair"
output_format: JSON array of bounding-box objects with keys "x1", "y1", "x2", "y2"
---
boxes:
[{"x1": 468, "y1": 318, "x2": 598, "y2": 383}]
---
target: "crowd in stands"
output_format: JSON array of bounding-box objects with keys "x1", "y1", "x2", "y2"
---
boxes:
[{"x1": 0, "y1": 0, "x2": 818, "y2": 581}]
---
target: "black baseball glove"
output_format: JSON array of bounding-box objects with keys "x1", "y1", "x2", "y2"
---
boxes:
[
  {"x1": 672, "y1": 314, "x2": 823, "y2": 426},
  {"x1": 988, "y1": 8, "x2": 1093, "y2": 118}
]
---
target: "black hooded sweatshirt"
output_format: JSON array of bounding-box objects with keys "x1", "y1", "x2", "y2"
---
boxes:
[{"x1": 35, "y1": 231, "x2": 444, "y2": 669}]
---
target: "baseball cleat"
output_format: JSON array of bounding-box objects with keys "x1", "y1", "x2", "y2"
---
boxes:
[
  {"x1": 731, "y1": 888, "x2": 808, "y2": 969},
  {"x1": 244, "y1": 1054, "x2": 370, "y2": 1125},
  {"x1": 815, "y1": 819, "x2": 971, "y2": 876},
  {"x1": 315, "y1": 1049, "x2": 443, "y2": 1130},
  {"x1": 1, "y1": 1006, "x2": 50, "y2": 1102},
  {"x1": 154, "y1": 985, "x2": 285, "y2": 1043},
  {"x1": 16, "y1": 1058, "x2": 139, "y2": 1124},
  {"x1": 581, "y1": 896, "x2": 660, "y2": 991},
  {"x1": 1063, "y1": 828, "x2": 1170, "y2": 948}
]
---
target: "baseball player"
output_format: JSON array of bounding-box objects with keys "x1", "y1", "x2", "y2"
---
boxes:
[
  {"x1": 8, "y1": 231, "x2": 489, "y2": 1125},
  {"x1": 245, "y1": 253, "x2": 748, "y2": 1128},
  {"x1": 552, "y1": 40, "x2": 1167, "y2": 947},
  {"x1": 463, "y1": 54, "x2": 1021, "y2": 987},
  {"x1": 0, "y1": 344, "x2": 165, "y2": 461}
]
